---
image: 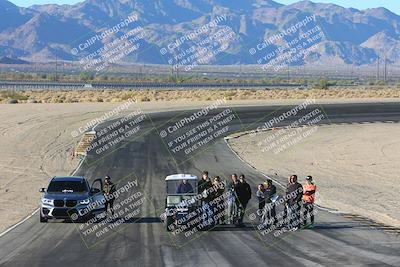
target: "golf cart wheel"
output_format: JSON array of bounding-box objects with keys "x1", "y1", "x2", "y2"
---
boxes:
[{"x1": 166, "y1": 216, "x2": 174, "y2": 232}]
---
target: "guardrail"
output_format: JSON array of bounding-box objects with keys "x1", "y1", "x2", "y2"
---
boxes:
[{"x1": 0, "y1": 81, "x2": 303, "y2": 90}]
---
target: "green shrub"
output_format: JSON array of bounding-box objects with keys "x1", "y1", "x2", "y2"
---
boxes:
[
  {"x1": 313, "y1": 79, "x2": 329, "y2": 90},
  {"x1": 0, "y1": 90, "x2": 28, "y2": 100},
  {"x1": 375, "y1": 80, "x2": 385, "y2": 86}
]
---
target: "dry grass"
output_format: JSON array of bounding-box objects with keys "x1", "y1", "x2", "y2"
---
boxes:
[{"x1": 0, "y1": 88, "x2": 400, "y2": 104}]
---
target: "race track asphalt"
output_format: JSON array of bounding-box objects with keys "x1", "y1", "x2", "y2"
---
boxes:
[{"x1": 1, "y1": 102, "x2": 400, "y2": 267}]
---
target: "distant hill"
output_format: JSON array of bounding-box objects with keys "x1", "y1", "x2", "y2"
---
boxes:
[
  {"x1": 0, "y1": 56, "x2": 29, "y2": 64},
  {"x1": 0, "y1": 0, "x2": 398, "y2": 67}
]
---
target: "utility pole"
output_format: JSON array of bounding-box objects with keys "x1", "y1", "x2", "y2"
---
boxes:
[
  {"x1": 351, "y1": 46, "x2": 355, "y2": 80},
  {"x1": 384, "y1": 54, "x2": 387, "y2": 84},
  {"x1": 377, "y1": 55, "x2": 380, "y2": 80},
  {"x1": 55, "y1": 54, "x2": 58, "y2": 82}
]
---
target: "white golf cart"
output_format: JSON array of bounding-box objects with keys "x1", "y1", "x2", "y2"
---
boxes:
[{"x1": 163, "y1": 174, "x2": 200, "y2": 231}]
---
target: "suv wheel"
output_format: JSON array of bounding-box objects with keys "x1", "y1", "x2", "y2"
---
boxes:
[{"x1": 40, "y1": 214, "x2": 48, "y2": 223}]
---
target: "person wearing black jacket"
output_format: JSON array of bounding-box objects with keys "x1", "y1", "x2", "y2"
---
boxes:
[
  {"x1": 264, "y1": 179, "x2": 277, "y2": 227},
  {"x1": 198, "y1": 171, "x2": 213, "y2": 226},
  {"x1": 282, "y1": 176, "x2": 292, "y2": 226},
  {"x1": 198, "y1": 171, "x2": 212, "y2": 194},
  {"x1": 236, "y1": 174, "x2": 252, "y2": 226},
  {"x1": 285, "y1": 175, "x2": 303, "y2": 231}
]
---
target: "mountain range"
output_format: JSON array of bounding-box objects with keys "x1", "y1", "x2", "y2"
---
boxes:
[{"x1": 0, "y1": 0, "x2": 399, "y2": 67}]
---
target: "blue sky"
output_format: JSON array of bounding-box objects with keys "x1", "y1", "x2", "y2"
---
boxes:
[
  {"x1": 8, "y1": 0, "x2": 400, "y2": 15},
  {"x1": 278, "y1": 0, "x2": 399, "y2": 14}
]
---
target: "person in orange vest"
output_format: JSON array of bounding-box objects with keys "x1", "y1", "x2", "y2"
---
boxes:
[{"x1": 302, "y1": 175, "x2": 317, "y2": 228}]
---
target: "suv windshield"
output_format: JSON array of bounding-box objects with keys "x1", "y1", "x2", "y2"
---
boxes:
[{"x1": 47, "y1": 181, "x2": 88, "y2": 193}]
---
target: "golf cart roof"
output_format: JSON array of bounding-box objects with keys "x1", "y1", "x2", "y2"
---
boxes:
[{"x1": 165, "y1": 174, "x2": 198, "y2": 181}]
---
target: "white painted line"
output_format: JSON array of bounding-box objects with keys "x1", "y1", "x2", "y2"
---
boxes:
[
  {"x1": 223, "y1": 138, "x2": 283, "y2": 188},
  {"x1": 0, "y1": 208, "x2": 39, "y2": 238}
]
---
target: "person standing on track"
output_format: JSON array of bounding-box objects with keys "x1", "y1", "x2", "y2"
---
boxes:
[
  {"x1": 236, "y1": 174, "x2": 252, "y2": 227},
  {"x1": 264, "y1": 179, "x2": 278, "y2": 227},
  {"x1": 198, "y1": 171, "x2": 212, "y2": 194},
  {"x1": 211, "y1": 176, "x2": 226, "y2": 225},
  {"x1": 256, "y1": 184, "x2": 266, "y2": 220},
  {"x1": 227, "y1": 174, "x2": 239, "y2": 224},
  {"x1": 104, "y1": 175, "x2": 117, "y2": 216},
  {"x1": 282, "y1": 175, "x2": 293, "y2": 226},
  {"x1": 198, "y1": 171, "x2": 213, "y2": 226},
  {"x1": 286, "y1": 175, "x2": 303, "y2": 231},
  {"x1": 302, "y1": 175, "x2": 317, "y2": 228}
]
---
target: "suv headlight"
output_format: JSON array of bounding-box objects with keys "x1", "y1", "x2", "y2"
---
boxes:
[
  {"x1": 79, "y1": 199, "x2": 90, "y2": 205},
  {"x1": 42, "y1": 198, "x2": 54, "y2": 205}
]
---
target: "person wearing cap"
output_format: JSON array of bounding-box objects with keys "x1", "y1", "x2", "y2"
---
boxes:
[
  {"x1": 104, "y1": 175, "x2": 117, "y2": 216},
  {"x1": 302, "y1": 175, "x2": 317, "y2": 228}
]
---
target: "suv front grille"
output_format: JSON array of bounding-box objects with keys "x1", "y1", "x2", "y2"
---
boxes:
[
  {"x1": 52, "y1": 209, "x2": 78, "y2": 218},
  {"x1": 66, "y1": 200, "x2": 77, "y2": 207},
  {"x1": 54, "y1": 200, "x2": 64, "y2": 207}
]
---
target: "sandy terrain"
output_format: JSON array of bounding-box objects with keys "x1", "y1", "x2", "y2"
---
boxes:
[
  {"x1": 1, "y1": 88, "x2": 400, "y2": 104},
  {"x1": 0, "y1": 99, "x2": 399, "y2": 233},
  {"x1": 229, "y1": 123, "x2": 400, "y2": 227}
]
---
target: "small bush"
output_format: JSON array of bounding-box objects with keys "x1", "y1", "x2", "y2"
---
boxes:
[
  {"x1": 140, "y1": 96, "x2": 151, "y2": 102},
  {"x1": 224, "y1": 91, "x2": 237, "y2": 98},
  {"x1": 313, "y1": 79, "x2": 329, "y2": 90},
  {"x1": 120, "y1": 94, "x2": 132, "y2": 101},
  {"x1": 375, "y1": 80, "x2": 385, "y2": 86},
  {"x1": 0, "y1": 90, "x2": 29, "y2": 100}
]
